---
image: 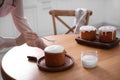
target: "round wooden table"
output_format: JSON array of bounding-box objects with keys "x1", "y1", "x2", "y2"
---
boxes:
[{"x1": 1, "y1": 34, "x2": 120, "y2": 80}]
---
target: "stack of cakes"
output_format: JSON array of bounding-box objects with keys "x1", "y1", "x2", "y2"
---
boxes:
[
  {"x1": 79, "y1": 25, "x2": 96, "y2": 41},
  {"x1": 79, "y1": 25, "x2": 117, "y2": 43},
  {"x1": 98, "y1": 26, "x2": 116, "y2": 43}
]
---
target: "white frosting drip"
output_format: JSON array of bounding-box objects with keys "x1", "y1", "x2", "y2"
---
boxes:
[
  {"x1": 79, "y1": 25, "x2": 96, "y2": 32},
  {"x1": 99, "y1": 26, "x2": 116, "y2": 40},
  {"x1": 44, "y1": 45, "x2": 64, "y2": 54},
  {"x1": 99, "y1": 26, "x2": 116, "y2": 32}
]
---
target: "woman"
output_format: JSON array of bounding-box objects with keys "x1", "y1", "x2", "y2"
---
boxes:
[{"x1": 0, "y1": 0, "x2": 46, "y2": 50}]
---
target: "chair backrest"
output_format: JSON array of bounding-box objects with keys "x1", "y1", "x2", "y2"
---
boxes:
[{"x1": 49, "y1": 9, "x2": 92, "y2": 35}]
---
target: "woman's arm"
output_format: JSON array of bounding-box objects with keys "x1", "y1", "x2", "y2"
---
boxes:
[
  {"x1": 0, "y1": 37, "x2": 16, "y2": 50},
  {"x1": 0, "y1": 0, "x2": 46, "y2": 50},
  {"x1": 11, "y1": 0, "x2": 32, "y2": 32},
  {"x1": 11, "y1": 0, "x2": 47, "y2": 49}
]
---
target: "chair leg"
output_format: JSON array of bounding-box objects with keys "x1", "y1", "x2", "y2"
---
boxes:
[
  {"x1": 52, "y1": 15, "x2": 57, "y2": 35},
  {"x1": 65, "y1": 26, "x2": 75, "y2": 34}
]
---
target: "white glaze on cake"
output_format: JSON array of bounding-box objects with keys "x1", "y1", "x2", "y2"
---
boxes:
[
  {"x1": 44, "y1": 45, "x2": 64, "y2": 54},
  {"x1": 79, "y1": 25, "x2": 96, "y2": 32},
  {"x1": 99, "y1": 26, "x2": 117, "y2": 40},
  {"x1": 99, "y1": 26, "x2": 116, "y2": 32}
]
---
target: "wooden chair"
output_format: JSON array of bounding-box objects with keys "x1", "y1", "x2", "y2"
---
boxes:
[{"x1": 49, "y1": 9, "x2": 92, "y2": 35}]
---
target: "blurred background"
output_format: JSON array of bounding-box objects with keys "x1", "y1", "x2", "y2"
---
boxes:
[
  {"x1": 0, "y1": 0, "x2": 120, "y2": 79},
  {"x1": 0, "y1": 0, "x2": 120, "y2": 37}
]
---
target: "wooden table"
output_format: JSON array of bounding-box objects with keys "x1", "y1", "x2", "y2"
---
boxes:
[{"x1": 1, "y1": 34, "x2": 120, "y2": 80}]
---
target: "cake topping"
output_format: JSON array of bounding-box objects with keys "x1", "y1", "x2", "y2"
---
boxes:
[
  {"x1": 80, "y1": 25, "x2": 96, "y2": 32},
  {"x1": 99, "y1": 26, "x2": 117, "y2": 40},
  {"x1": 44, "y1": 45, "x2": 64, "y2": 54},
  {"x1": 98, "y1": 26, "x2": 116, "y2": 32}
]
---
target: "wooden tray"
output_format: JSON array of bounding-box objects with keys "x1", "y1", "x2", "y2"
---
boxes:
[
  {"x1": 75, "y1": 37, "x2": 120, "y2": 49},
  {"x1": 37, "y1": 54, "x2": 74, "y2": 72}
]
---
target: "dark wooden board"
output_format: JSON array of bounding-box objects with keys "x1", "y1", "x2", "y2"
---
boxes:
[
  {"x1": 75, "y1": 36, "x2": 120, "y2": 49},
  {"x1": 37, "y1": 54, "x2": 74, "y2": 72}
]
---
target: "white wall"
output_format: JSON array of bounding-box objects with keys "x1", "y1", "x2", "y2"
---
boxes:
[
  {"x1": 0, "y1": 0, "x2": 120, "y2": 37},
  {"x1": 52, "y1": 0, "x2": 106, "y2": 33},
  {"x1": 0, "y1": 14, "x2": 17, "y2": 37},
  {"x1": 105, "y1": 0, "x2": 120, "y2": 28},
  {"x1": 24, "y1": 0, "x2": 54, "y2": 36},
  {"x1": 56, "y1": 0, "x2": 106, "y2": 25}
]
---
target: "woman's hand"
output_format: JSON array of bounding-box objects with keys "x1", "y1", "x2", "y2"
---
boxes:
[
  {"x1": 34, "y1": 38, "x2": 47, "y2": 50},
  {"x1": 15, "y1": 31, "x2": 47, "y2": 50},
  {"x1": 15, "y1": 32, "x2": 38, "y2": 46}
]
